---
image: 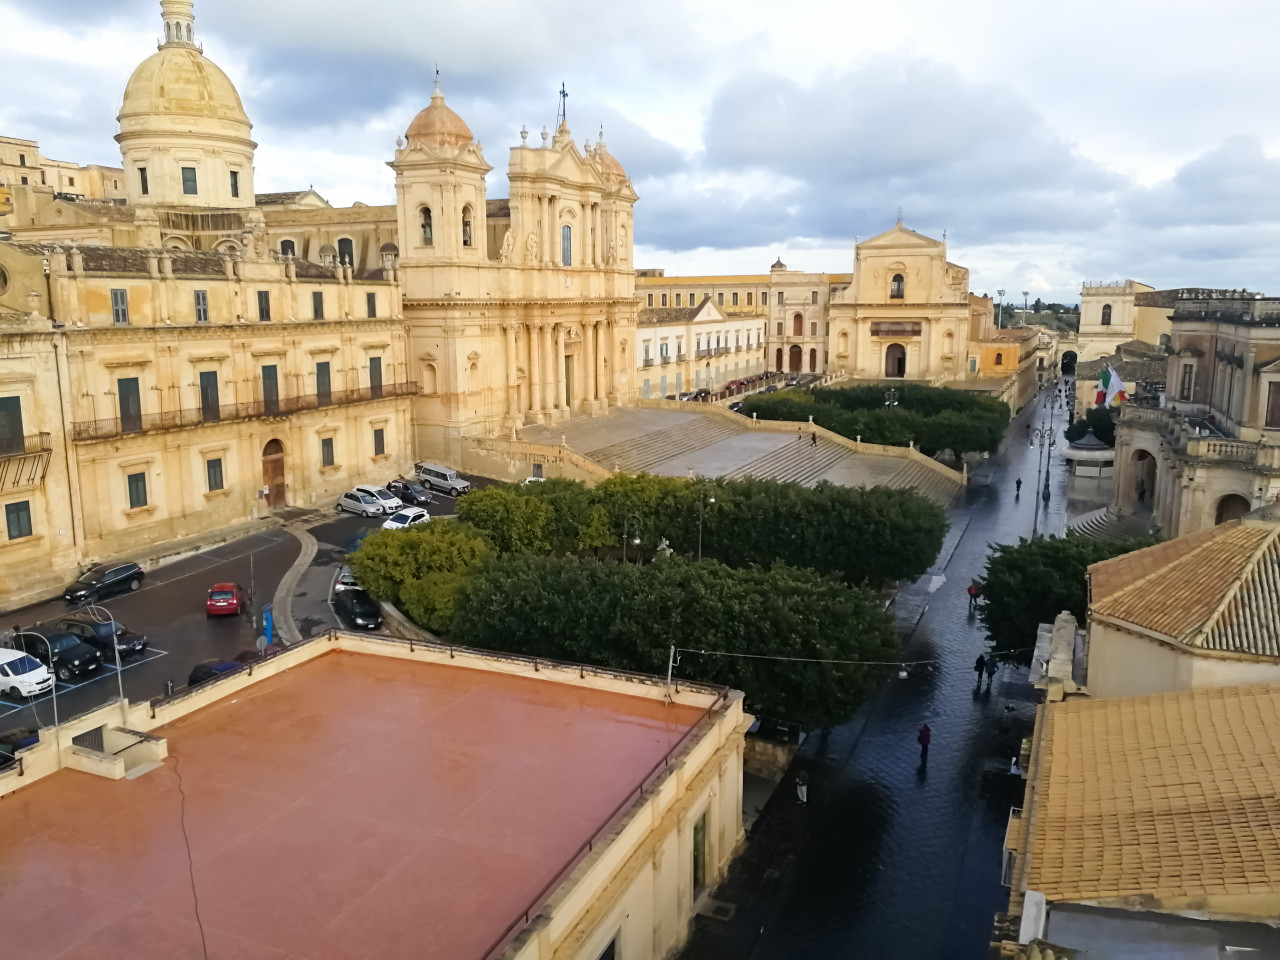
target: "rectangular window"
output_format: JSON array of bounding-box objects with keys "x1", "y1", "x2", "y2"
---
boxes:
[
  {"x1": 661, "y1": 294, "x2": 668, "y2": 307},
  {"x1": 261, "y1": 365, "x2": 279, "y2": 416},
  {"x1": 776, "y1": 322, "x2": 783, "y2": 336},
  {"x1": 369, "y1": 357, "x2": 383, "y2": 398},
  {"x1": 312, "y1": 291, "x2": 324, "y2": 320},
  {"x1": 675, "y1": 294, "x2": 681, "y2": 307},
  {"x1": 647, "y1": 293, "x2": 653, "y2": 307},
  {"x1": 20, "y1": 176, "x2": 27, "y2": 186},
  {"x1": 118, "y1": 378, "x2": 142, "y2": 434},
  {"x1": 642, "y1": 379, "x2": 651, "y2": 399},
  {"x1": 693, "y1": 812, "x2": 707, "y2": 894},
  {"x1": 373, "y1": 427, "x2": 385, "y2": 456},
  {"x1": 777, "y1": 292, "x2": 784, "y2": 306},
  {"x1": 1180, "y1": 362, "x2": 1194, "y2": 402},
  {"x1": 732, "y1": 292, "x2": 739, "y2": 306},
  {"x1": 127, "y1": 472, "x2": 148, "y2": 509},
  {"x1": 18, "y1": 154, "x2": 25, "y2": 166},
  {"x1": 199, "y1": 370, "x2": 220, "y2": 422},
  {"x1": 206, "y1": 458, "x2": 224, "y2": 492},
  {"x1": 689, "y1": 291, "x2": 696, "y2": 305},
  {"x1": 110, "y1": 288, "x2": 129, "y2": 325},
  {"x1": 320, "y1": 437, "x2": 334, "y2": 467},
  {"x1": 825, "y1": 322, "x2": 830, "y2": 335},
  {"x1": 718, "y1": 292, "x2": 724, "y2": 306},
  {"x1": 316, "y1": 361, "x2": 332, "y2": 406},
  {"x1": 5, "y1": 501, "x2": 32, "y2": 540},
  {"x1": 747, "y1": 292, "x2": 753, "y2": 306},
  {"x1": 68, "y1": 176, "x2": 75, "y2": 188},
  {"x1": 1267, "y1": 381, "x2": 1280, "y2": 429},
  {"x1": 229, "y1": 170, "x2": 240, "y2": 198},
  {"x1": 139, "y1": 166, "x2": 149, "y2": 196},
  {"x1": 257, "y1": 290, "x2": 271, "y2": 322},
  {"x1": 811, "y1": 322, "x2": 818, "y2": 337},
  {"x1": 181, "y1": 166, "x2": 198, "y2": 195},
  {"x1": 811, "y1": 290, "x2": 818, "y2": 304},
  {"x1": 0, "y1": 397, "x2": 24, "y2": 456},
  {"x1": 194, "y1": 289, "x2": 209, "y2": 323},
  {"x1": 366, "y1": 292, "x2": 377, "y2": 318}
]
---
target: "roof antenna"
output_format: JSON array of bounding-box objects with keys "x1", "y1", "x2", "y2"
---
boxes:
[
  {"x1": 897, "y1": 206, "x2": 904, "y2": 225},
  {"x1": 556, "y1": 82, "x2": 568, "y2": 128},
  {"x1": 434, "y1": 64, "x2": 440, "y2": 93}
]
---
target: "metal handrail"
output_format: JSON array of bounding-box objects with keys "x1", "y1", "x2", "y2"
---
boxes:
[
  {"x1": 0, "y1": 432, "x2": 52, "y2": 458},
  {"x1": 72, "y1": 382, "x2": 418, "y2": 441}
]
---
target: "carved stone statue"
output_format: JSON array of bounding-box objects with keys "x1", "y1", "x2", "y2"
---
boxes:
[
  {"x1": 499, "y1": 230, "x2": 514, "y2": 263},
  {"x1": 525, "y1": 231, "x2": 539, "y2": 263}
]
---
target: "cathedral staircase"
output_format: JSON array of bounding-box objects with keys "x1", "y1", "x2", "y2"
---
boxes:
[
  {"x1": 884, "y1": 459, "x2": 963, "y2": 508},
  {"x1": 723, "y1": 437, "x2": 849, "y2": 486},
  {"x1": 1068, "y1": 507, "x2": 1158, "y2": 543},
  {"x1": 586, "y1": 417, "x2": 745, "y2": 473}
]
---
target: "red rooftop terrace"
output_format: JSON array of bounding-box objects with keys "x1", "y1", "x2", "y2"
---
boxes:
[{"x1": 0, "y1": 634, "x2": 747, "y2": 960}]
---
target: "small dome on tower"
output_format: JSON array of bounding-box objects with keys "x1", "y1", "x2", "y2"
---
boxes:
[
  {"x1": 593, "y1": 139, "x2": 628, "y2": 184},
  {"x1": 771, "y1": 257, "x2": 787, "y2": 271},
  {"x1": 405, "y1": 82, "x2": 474, "y2": 149}
]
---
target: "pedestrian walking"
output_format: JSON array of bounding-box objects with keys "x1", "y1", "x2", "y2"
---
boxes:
[
  {"x1": 973, "y1": 653, "x2": 986, "y2": 683},
  {"x1": 967, "y1": 580, "x2": 981, "y2": 612},
  {"x1": 917, "y1": 723, "x2": 931, "y2": 762},
  {"x1": 795, "y1": 769, "x2": 809, "y2": 804},
  {"x1": 797, "y1": 425, "x2": 803, "y2": 442},
  {"x1": 1015, "y1": 477, "x2": 1022, "y2": 497},
  {"x1": 1137, "y1": 479, "x2": 1146, "y2": 503},
  {"x1": 985, "y1": 655, "x2": 998, "y2": 687},
  {"x1": 810, "y1": 432, "x2": 818, "y2": 447}
]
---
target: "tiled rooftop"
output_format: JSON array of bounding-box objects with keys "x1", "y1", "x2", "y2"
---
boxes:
[
  {"x1": 1089, "y1": 520, "x2": 1280, "y2": 657},
  {"x1": 1028, "y1": 683, "x2": 1280, "y2": 904},
  {"x1": 0, "y1": 650, "x2": 707, "y2": 960}
]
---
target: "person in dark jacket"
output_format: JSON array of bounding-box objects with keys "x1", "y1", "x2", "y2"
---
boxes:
[
  {"x1": 974, "y1": 654, "x2": 986, "y2": 683},
  {"x1": 917, "y1": 723, "x2": 931, "y2": 762}
]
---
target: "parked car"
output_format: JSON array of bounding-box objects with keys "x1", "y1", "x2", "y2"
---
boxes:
[
  {"x1": 188, "y1": 659, "x2": 242, "y2": 688},
  {"x1": 334, "y1": 565, "x2": 360, "y2": 592},
  {"x1": 11, "y1": 627, "x2": 102, "y2": 681},
  {"x1": 786, "y1": 377, "x2": 800, "y2": 387},
  {"x1": 763, "y1": 385, "x2": 779, "y2": 393},
  {"x1": 415, "y1": 462, "x2": 471, "y2": 496},
  {"x1": 205, "y1": 583, "x2": 245, "y2": 616},
  {"x1": 728, "y1": 401, "x2": 744, "y2": 413},
  {"x1": 677, "y1": 392, "x2": 695, "y2": 401},
  {"x1": 387, "y1": 478, "x2": 433, "y2": 506},
  {"x1": 63, "y1": 561, "x2": 144, "y2": 603},
  {"x1": 334, "y1": 587, "x2": 382, "y2": 630},
  {"x1": 53, "y1": 616, "x2": 148, "y2": 659},
  {"x1": 692, "y1": 388, "x2": 712, "y2": 400},
  {"x1": 521, "y1": 476, "x2": 545, "y2": 485},
  {"x1": 354, "y1": 483, "x2": 403, "y2": 513},
  {"x1": 337, "y1": 489, "x2": 386, "y2": 517},
  {"x1": 381, "y1": 507, "x2": 430, "y2": 531},
  {"x1": 0, "y1": 649, "x2": 54, "y2": 698}
]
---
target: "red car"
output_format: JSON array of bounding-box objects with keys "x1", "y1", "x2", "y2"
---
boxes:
[{"x1": 206, "y1": 583, "x2": 245, "y2": 616}]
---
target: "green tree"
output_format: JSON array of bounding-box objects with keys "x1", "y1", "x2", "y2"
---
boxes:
[
  {"x1": 1063, "y1": 405, "x2": 1117, "y2": 446},
  {"x1": 455, "y1": 484, "x2": 553, "y2": 554},
  {"x1": 918, "y1": 409, "x2": 1006, "y2": 462},
  {"x1": 452, "y1": 555, "x2": 899, "y2": 728},
  {"x1": 978, "y1": 533, "x2": 1158, "y2": 663}
]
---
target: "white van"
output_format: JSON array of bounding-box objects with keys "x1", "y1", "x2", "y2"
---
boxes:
[
  {"x1": 414, "y1": 462, "x2": 471, "y2": 496},
  {"x1": 0, "y1": 647, "x2": 54, "y2": 698}
]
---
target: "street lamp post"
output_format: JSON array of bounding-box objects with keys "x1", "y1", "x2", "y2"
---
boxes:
[
  {"x1": 697, "y1": 494, "x2": 716, "y2": 562},
  {"x1": 621, "y1": 513, "x2": 642, "y2": 564},
  {"x1": 884, "y1": 388, "x2": 898, "y2": 409},
  {"x1": 1023, "y1": 290, "x2": 1030, "y2": 316},
  {"x1": 997, "y1": 288, "x2": 1006, "y2": 329}
]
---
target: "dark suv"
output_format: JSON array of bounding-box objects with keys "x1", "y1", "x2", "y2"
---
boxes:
[
  {"x1": 12, "y1": 628, "x2": 103, "y2": 681},
  {"x1": 54, "y1": 617, "x2": 148, "y2": 659},
  {"x1": 387, "y1": 478, "x2": 433, "y2": 507},
  {"x1": 63, "y1": 562, "x2": 144, "y2": 603}
]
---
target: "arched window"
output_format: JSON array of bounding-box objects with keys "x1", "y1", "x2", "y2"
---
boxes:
[
  {"x1": 1101, "y1": 304, "x2": 1112, "y2": 325},
  {"x1": 809, "y1": 348, "x2": 817, "y2": 372},
  {"x1": 890, "y1": 274, "x2": 905, "y2": 299},
  {"x1": 421, "y1": 208, "x2": 433, "y2": 246},
  {"x1": 279, "y1": 239, "x2": 296, "y2": 257},
  {"x1": 337, "y1": 237, "x2": 354, "y2": 268},
  {"x1": 995, "y1": 352, "x2": 1004, "y2": 366},
  {"x1": 792, "y1": 313, "x2": 803, "y2": 336},
  {"x1": 462, "y1": 206, "x2": 473, "y2": 248},
  {"x1": 561, "y1": 224, "x2": 572, "y2": 266}
]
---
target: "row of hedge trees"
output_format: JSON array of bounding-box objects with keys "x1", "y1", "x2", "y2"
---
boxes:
[
  {"x1": 741, "y1": 384, "x2": 1010, "y2": 461},
  {"x1": 454, "y1": 474, "x2": 949, "y2": 587}
]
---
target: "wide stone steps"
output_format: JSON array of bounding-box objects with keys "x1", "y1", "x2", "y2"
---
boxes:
[
  {"x1": 885, "y1": 459, "x2": 963, "y2": 508},
  {"x1": 586, "y1": 416, "x2": 745, "y2": 473},
  {"x1": 1068, "y1": 507, "x2": 1157, "y2": 543},
  {"x1": 724, "y1": 438, "x2": 849, "y2": 487}
]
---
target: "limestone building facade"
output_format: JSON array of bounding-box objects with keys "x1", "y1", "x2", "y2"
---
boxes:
[
  {"x1": 635, "y1": 296, "x2": 767, "y2": 397},
  {"x1": 1076, "y1": 279, "x2": 1174, "y2": 361}
]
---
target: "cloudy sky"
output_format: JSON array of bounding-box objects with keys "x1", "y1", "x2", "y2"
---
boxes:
[{"x1": 5, "y1": 0, "x2": 1280, "y2": 302}]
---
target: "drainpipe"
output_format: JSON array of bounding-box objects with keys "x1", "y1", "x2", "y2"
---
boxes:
[{"x1": 51, "y1": 334, "x2": 85, "y2": 554}]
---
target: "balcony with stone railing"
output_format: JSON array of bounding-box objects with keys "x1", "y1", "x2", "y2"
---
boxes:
[
  {"x1": 1119, "y1": 403, "x2": 1280, "y2": 471},
  {"x1": 72, "y1": 383, "x2": 418, "y2": 442},
  {"x1": 0, "y1": 433, "x2": 53, "y2": 490}
]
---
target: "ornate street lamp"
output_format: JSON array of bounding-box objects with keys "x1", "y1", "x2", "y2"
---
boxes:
[
  {"x1": 621, "y1": 513, "x2": 642, "y2": 563},
  {"x1": 697, "y1": 494, "x2": 716, "y2": 562},
  {"x1": 884, "y1": 388, "x2": 899, "y2": 409}
]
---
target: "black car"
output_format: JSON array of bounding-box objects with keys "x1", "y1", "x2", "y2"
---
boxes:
[
  {"x1": 12, "y1": 628, "x2": 103, "y2": 681},
  {"x1": 334, "y1": 587, "x2": 382, "y2": 630},
  {"x1": 387, "y1": 478, "x2": 433, "y2": 506},
  {"x1": 63, "y1": 562, "x2": 144, "y2": 603},
  {"x1": 53, "y1": 617, "x2": 148, "y2": 659},
  {"x1": 187, "y1": 659, "x2": 242, "y2": 688}
]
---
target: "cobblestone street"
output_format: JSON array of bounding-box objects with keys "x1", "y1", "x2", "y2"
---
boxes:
[{"x1": 682, "y1": 384, "x2": 1074, "y2": 960}]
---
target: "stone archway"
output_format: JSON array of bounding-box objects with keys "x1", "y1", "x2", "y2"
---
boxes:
[
  {"x1": 1130, "y1": 449, "x2": 1157, "y2": 511},
  {"x1": 809, "y1": 348, "x2": 817, "y2": 373},
  {"x1": 885, "y1": 343, "x2": 906, "y2": 378},
  {"x1": 1215, "y1": 493, "x2": 1251, "y2": 525},
  {"x1": 775, "y1": 348, "x2": 783, "y2": 372},
  {"x1": 788, "y1": 345, "x2": 802, "y2": 373},
  {"x1": 262, "y1": 439, "x2": 286, "y2": 510},
  {"x1": 1061, "y1": 351, "x2": 1077, "y2": 377}
]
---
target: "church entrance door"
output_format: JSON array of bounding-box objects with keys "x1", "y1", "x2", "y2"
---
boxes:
[{"x1": 262, "y1": 439, "x2": 286, "y2": 509}]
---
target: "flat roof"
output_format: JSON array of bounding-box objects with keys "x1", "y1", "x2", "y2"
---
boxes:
[{"x1": 2, "y1": 650, "x2": 707, "y2": 960}]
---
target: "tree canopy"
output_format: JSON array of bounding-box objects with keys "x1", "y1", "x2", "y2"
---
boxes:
[{"x1": 1063, "y1": 405, "x2": 1117, "y2": 447}]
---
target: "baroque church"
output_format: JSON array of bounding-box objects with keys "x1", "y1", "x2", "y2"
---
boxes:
[{"x1": 0, "y1": 0, "x2": 639, "y2": 604}]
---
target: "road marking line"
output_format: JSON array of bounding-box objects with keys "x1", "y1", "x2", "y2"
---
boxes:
[{"x1": 0, "y1": 648, "x2": 171, "y2": 720}]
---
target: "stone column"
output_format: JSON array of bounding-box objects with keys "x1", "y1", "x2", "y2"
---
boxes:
[
  {"x1": 606, "y1": 318, "x2": 618, "y2": 400},
  {"x1": 541, "y1": 322, "x2": 555, "y2": 413},
  {"x1": 529, "y1": 323, "x2": 543, "y2": 417},
  {"x1": 505, "y1": 323, "x2": 519, "y2": 417},
  {"x1": 555, "y1": 323, "x2": 567, "y2": 411},
  {"x1": 547, "y1": 196, "x2": 557, "y2": 266},
  {"x1": 1240, "y1": 348, "x2": 1256, "y2": 428},
  {"x1": 584, "y1": 320, "x2": 597, "y2": 403}
]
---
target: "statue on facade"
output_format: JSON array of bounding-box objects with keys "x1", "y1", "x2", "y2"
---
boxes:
[
  {"x1": 499, "y1": 230, "x2": 515, "y2": 263},
  {"x1": 525, "y1": 231, "x2": 539, "y2": 263}
]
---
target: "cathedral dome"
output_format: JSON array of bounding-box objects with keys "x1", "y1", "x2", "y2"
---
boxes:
[
  {"x1": 119, "y1": 46, "x2": 250, "y2": 127},
  {"x1": 405, "y1": 85, "x2": 474, "y2": 149},
  {"x1": 593, "y1": 142, "x2": 628, "y2": 184}
]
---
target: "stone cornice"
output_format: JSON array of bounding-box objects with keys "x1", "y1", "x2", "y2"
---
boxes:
[{"x1": 63, "y1": 318, "x2": 406, "y2": 343}]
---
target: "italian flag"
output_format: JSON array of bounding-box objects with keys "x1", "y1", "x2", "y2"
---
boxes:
[{"x1": 1095, "y1": 366, "x2": 1128, "y2": 407}]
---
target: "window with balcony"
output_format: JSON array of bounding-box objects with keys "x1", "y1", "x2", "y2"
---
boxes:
[
  {"x1": 369, "y1": 357, "x2": 383, "y2": 398},
  {"x1": 5, "y1": 501, "x2": 32, "y2": 540},
  {"x1": 127, "y1": 472, "x2": 148, "y2": 509},
  {"x1": 257, "y1": 290, "x2": 271, "y2": 322},
  {"x1": 261, "y1": 365, "x2": 279, "y2": 416},
  {"x1": 194, "y1": 289, "x2": 209, "y2": 324},
  {"x1": 373, "y1": 427, "x2": 386, "y2": 456},
  {"x1": 206, "y1": 458, "x2": 224, "y2": 492},
  {"x1": 199, "y1": 371, "x2": 220, "y2": 423},
  {"x1": 0, "y1": 397, "x2": 23, "y2": 456},
  {"x1": 312, "y1": 291, "x2": 324, "y2": 320},
  {"x1": 891, "y1": 274, "x2": 905, "y2": 299},
  {"x1": 321, "y1": 437, "x2": 334, "y2": 467},
  {"x1": 181, "y1": 166, "x2": 198, "y2": 195},
  {"x1": 316, "y1": 362, "x2": 332, "y2": 407},
  {"x1": 118, "y1": 378, "x2": 142, "y2": 434},
  {"x1": 110, "y1": 289, "x2": 129, "y2": 325}
]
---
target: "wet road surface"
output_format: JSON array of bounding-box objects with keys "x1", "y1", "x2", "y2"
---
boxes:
[{"x1": 682, "y1": 383, "x2": 1072, "y2": 960}]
